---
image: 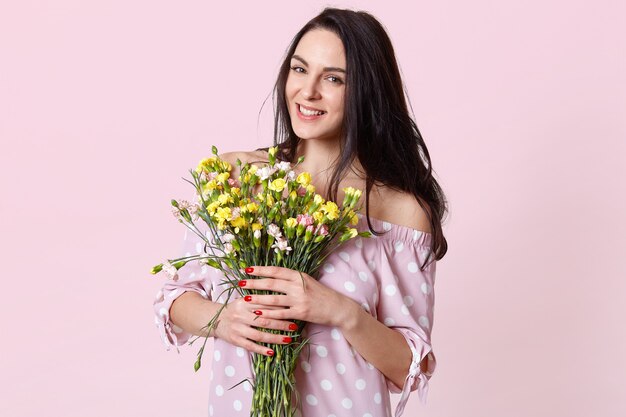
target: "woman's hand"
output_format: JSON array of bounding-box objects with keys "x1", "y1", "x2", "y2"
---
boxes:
[
  {"x1": 212, "y1": 296, "x2": 298, "y2": 357},
  {"x1": 238, "y1": 265, "x2": 353, "y2": 327}
]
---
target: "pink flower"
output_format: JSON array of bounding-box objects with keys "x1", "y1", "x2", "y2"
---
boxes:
[
  {"x1": 228, "y1": 178, "x2": 240, "y2": 187},
  {"x1": 297, "y1": 186, "x2": 307, "y2": 196},
  {"x1": 315, "y1": 224, "x2": 329, "y2": 236},
  {"x1": 297, "y1": 214, "x2": 314, "y2": 227}
]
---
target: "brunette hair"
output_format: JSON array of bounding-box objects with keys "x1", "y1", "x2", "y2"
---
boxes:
[{"x1": 258, "y1": 7, "x2": 448, "y2": 270}]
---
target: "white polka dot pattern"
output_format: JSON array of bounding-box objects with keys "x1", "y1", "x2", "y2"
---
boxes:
[{"x1": 152, "y1": 214, "x2": 436, "y2": 417}]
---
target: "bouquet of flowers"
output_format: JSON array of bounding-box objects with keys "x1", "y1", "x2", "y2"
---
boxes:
[{"x1": 151, "y1": 145, "x2": 370, "y2": 417}]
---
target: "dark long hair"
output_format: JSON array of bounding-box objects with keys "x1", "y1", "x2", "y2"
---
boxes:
[{"x1": 259, "y1": 7, "x2": 448, "y2": 270}]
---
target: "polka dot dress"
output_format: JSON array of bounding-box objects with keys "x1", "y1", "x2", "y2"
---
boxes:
[{"x1": 154, "y1": 214, "x2": 437, "y2": 417}]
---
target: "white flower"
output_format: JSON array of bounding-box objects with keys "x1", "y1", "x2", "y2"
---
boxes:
[
  {"x1": 221, "y1": 233, "x2": 235, "y2": 243},
  {"x1": 253, "y1": 229, "x2": 262, "y2": 239},
  {"x1": 271, "y1": 237, "x2": 292, "y2": 253},
  {"x1": 276, "y1": 161, "x2": 291, "y2": 172},
  {"x1": 286, "y1": 170, "x2": 296, "y2": 181},
  {"x1": 258, "y1": 166, "x2": 277, "y2": 180},
  {"x1": 267, "y1": 223, "x2": 282, "y2": 238},
  {"x1": 231, "y1": 207, "x2": 241, "y2": 219},
  {"x1": 223, "y1": 243, "x2": 234, "y2": 254},
  {"x1": 162, "y1": 261, "x2": 179, "y2": 281}
]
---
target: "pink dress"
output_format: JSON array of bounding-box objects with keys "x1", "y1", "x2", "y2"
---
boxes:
[{"x1": 153, "y1": 214, "x2": 437, "y2": 417}]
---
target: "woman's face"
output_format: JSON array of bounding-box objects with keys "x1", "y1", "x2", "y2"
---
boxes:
[{"x1": 285, "y1": 29, "x2": 346, "y2": 144}]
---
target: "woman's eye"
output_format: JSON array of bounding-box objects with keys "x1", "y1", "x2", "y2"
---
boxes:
[
  {"x1": 290, "y1": 66, "x2": 304, "y2": 73},
  {"x1": 327, "y1": 75, "x2": 343, "y2": 84}
]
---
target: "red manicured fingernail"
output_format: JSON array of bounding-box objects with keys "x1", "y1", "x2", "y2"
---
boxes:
[
  {"x1": 288, "y1": 324, "x2": 298, "y2": 331},
  {"x1": 244, "y1": 295, "x2": 252, "y2": 302},
  {"x1": 283, "y1": 337, "x2": 292, "y2": 343},
  {"x1": 238, "y1": 280, "x2": 247, "y2": 287},
  {"x1": 254, "y1": 310, "x2": 262, "y2": 316},
  {"x1": 267, "y1": 350, "x2": 274, "y2": 356},
  {"x1": 245, "y1": 267, "x2": 254, "y2": 274}
]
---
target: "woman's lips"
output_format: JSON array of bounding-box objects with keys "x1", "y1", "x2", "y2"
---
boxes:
[{"x1": 296, "y1": 104, "x2": 326, "y2": 120}]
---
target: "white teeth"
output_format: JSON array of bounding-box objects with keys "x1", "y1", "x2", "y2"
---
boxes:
[{"x1": 299, "y1": 105, "x2": 325, "y2": 116}]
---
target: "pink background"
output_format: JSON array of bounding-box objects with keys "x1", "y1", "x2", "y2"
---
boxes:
[{"x1": 1, "y1": 1, "x2": 625, "y2": 416}]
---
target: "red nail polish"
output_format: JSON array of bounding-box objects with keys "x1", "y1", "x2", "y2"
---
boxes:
[
  {"x1": 254, "y1": 310, "x2": 262, "y2": 315},
  {"x1": 238, "y1": 280, "x2": 247, "y2": 287},
  {"x1": 283, "y1": 337, "x2": 292, "y2": 343},
  {"x1": 288, "y1": 323, "x2": 298, "y2": 331},
  {"x1": 244, "y1": 295, "x2": 252, "y2": 302},
  {"x1": 267, "y1": 350, "x2": 274, "y2": 356},
  {"x1": 245, "y1": 267, "x2": 254, "y2": 274}
]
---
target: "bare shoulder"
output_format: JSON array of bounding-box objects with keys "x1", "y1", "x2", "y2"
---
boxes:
[
  {"x1": 218, "y1": 149, "x2": 268, "y2": 166},
  {"x1": 372, "y1": 187, "x2": 433, "y2": 233}
]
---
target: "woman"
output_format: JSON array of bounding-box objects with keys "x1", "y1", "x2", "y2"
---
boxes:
[{"x1": 153, "y1": 7, "x2": 448, "y2": 417}]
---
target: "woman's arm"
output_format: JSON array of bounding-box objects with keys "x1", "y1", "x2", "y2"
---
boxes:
[
  {"x1": 168, "y1": 289, "x2": 297, "y2": 356},
  {"x1": 339, "y1": 298, "x2": 427, "y2": 389},
  {"x1": 169, "y1": 291, "x2": 222, "y2": 338},
  {"x1": 239, "y1": 266, "x2": 428, "y2": 389}
]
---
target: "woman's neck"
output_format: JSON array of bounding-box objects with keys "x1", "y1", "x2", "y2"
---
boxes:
[{"x1": 296, "y1": 139, "x2": 339, "y2": 178}]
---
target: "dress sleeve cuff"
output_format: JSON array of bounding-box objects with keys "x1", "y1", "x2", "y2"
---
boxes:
[
  {"x1": 389, "y1": 329, "x2": 436, "y2": 417},
  {"x1": 154, "y1": 287, "x2": 209, "y2": 353}
]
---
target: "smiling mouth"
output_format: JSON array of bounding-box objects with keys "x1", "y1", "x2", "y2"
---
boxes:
[{"x1": 297, "y1": 104, "x2": 327, "y2": 117}]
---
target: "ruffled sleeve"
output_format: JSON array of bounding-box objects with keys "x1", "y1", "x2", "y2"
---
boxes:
[
  {"x1": 152, "y1": 224, "x2": 215, "y2": 352},
  {"x1": 375, "y1": 229, "x2": 437, "y2": 416}
]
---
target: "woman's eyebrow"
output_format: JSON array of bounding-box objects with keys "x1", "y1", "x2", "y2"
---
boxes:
[{"x1": 291, "y1": 54, "x2": 346, "y2": 73}]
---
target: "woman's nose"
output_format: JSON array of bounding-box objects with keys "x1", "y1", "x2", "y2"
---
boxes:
[{"x1": 301, "y1": 78, "x2": 321, "y2": 99}]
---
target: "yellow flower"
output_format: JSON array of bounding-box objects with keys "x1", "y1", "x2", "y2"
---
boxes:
[
  {"x1": 306, "y1": 184, "x2": 316, "y2": 194},
  {"x1": 285, "y1": 218, "x2": 297, "y2": 229},
  {"x1": 266, "y1": 194, "x2": 275, "y2": 207},
  {"x1": 207, "y1": 201, "x2": 220, "y2": 215},
  {"x1": 216, "y1": 172, "x2": 230, "y2": 183},
  {"x1": 269, "y1": 178, "x2": 287, "y2": 192},
  {"x1": 203, "y1": 180, "x2": 218, "y2": 192},
  {"x1": 218, "y1": 194, "x2": 233, "y2": 205},
  {"x1": 220, "y1": 161, "x2": 232, "y2": 171},
  {"x1": 321, "y1": 201, "x2": 340, "y2": 220},
  {"x1": 349, "y1": 210, "x2": 359, "y2": 225},
  {"x1": 251, "y1": 223, "x2": 262, "y2": 231},
  {"x1": 248, "y1": 165, "x2": 259, "y2": 175},
  {"x1": 297, "y1": 172, "x2": 311, "y2": 187},
  {"x1": 231, "y1": 216, "x2": 247, "y2": 228},
  {"x1": 230, "y1": 187, "x2": 241, "y2": 197},
  {"x1": 312, "y1": 211, "x2": 324, "y2": 223},
  {"x1": 246, "y1": 202, "x2": 259, "y2": 213},
  {"x1": 313, "y1": 194, "x2": 325, "y2": 205},
  {"x1": 215, "y1": 207, "x2": 232, "y2": 221},
  {"x1": 256, "y1": 192, "x2": 265, "y2": 203},
  {"x1": 346, "y1": 228, "x2": 358, "y2": 239},
  {"x1": 268, "y1": 146, "x2": 278, "y2": 157},
  {"x1": 195, "y1": 157, "x2": 217, "y2": 172}
]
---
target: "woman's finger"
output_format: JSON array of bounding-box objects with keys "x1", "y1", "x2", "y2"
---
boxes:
[
  {"x1": 237, "y1": 337, "x2": 275, "y2": 357},
  {"x1": 238, "y1": 277, "x2": 287, "y2": 293},
  {"x1": 242, "y1": 265, "x2": 302, "y2": 281},
  {"x1": 243, "y1": 326, "x2": 294, "y2": 346},
  {"x1": 247, "y1": 314, "x2": 298, "y2": 333},
  {"x1": 243, "y1": 293, "x2": 291, "y2": 307}
]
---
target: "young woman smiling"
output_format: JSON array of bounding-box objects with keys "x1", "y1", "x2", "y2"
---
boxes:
[{"x1": 154, "y1": 7, "x2": 448, "y2": 417}]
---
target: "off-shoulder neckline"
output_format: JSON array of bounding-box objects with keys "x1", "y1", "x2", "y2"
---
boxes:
[
  {"x1": 357, "y1": 213, "x2": 432, "y2": 236},
  {"x1": 355, "y1": 213, "x2": 433, "y2": 248}
]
